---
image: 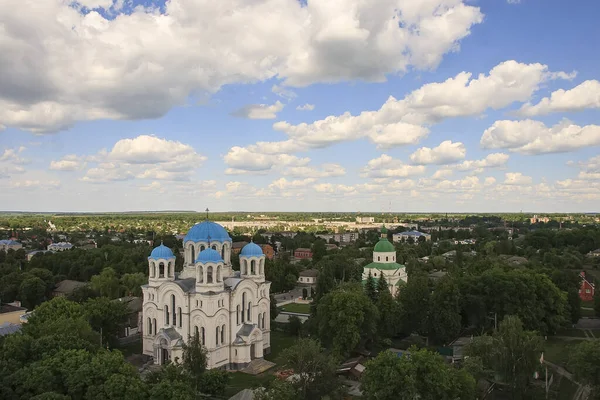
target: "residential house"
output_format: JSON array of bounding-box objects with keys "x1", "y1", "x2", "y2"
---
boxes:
[
  {"x1": 0, "y1": 302, "x2": 28, "y2": 325},
  {"x1": 52, "y1": 280, "x2": 88, "y2": 297},
  {"x1": 298, "y1": 269, "x2": 319, "y2": 285},
  {"x1": 0, "y1": 239, "x2": 22, "y2": 252},
  {"x1": 579, "y1": 271, "x2": 595, "y2": 302},
  {"x1": 259, "y1": 244, "x2": 275, "y2": 260},
  {"x1": 48, "y1": 242, "x2": 74, "y2": 251},
  {"x1": 115, "y1": 296, "x2": 143, "y2": 341},
  {"x1": 0, "y1": 322, "x2": 21, "y2": 337},
  {"x1": 587, "y1": 249, "x2": 600, "y2": 258},
  {"x1": 356, "y1": 216, "x2": 375, "y2": 223},
  {"x1": 231, "y1": 241, "x2": 249, "y2": 255},
  {"x1": 294, "y1": 248, "x2": 312, "y2": 260}
]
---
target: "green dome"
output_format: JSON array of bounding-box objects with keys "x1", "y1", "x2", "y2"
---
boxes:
[{"x1": 374, "y1": 239, "x2": 395, "y2": 252}]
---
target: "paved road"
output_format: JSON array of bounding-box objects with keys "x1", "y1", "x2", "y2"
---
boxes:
[{"x1": 273, "y1": 288, "x2": 303, "y2": 304}]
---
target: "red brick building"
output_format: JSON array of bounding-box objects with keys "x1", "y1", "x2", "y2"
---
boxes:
[
  {"x1": 579, "y1": 271, "x2": 595, "y2": 302},
  {"x1": 294, "y1": 248, "x2": 313, "y2": 260}
]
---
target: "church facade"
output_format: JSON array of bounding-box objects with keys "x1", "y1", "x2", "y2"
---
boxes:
[
  {"x1": 362, "y1": 226, "x2": 408, "y2": 297},
  {"x1": 142, "y1": 220, "x2": 271, "y2": 370}
]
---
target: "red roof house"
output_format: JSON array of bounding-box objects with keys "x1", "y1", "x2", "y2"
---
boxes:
[{"x1": 579, "y1": 271, "x2": 595, "y2": 302}]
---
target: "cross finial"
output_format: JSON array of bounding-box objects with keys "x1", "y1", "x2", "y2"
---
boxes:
[{"x1": 205, "y1": 208, "x2": 209, "y2": 220}]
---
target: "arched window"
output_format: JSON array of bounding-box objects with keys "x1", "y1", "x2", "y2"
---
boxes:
[
  {"x1": 200, "y1": 245, "x2": 205, "y2": 251},
  {"x1": 216, "y1": 326, "x2": 220, "y2": 345},
  {"x1": 247, "y1": 302, "x2": 251, "y2": 321},
  {"x1": 159, "y1": 262, "x2": 165, "y2": 278},
  {"x1": 262, "y1": 313, "x2": 265, "y2": 330},
  {"x1": 212, "y1": 245, "x2": 217, "y2": 250},
  {"x1": 164, "y1": 305, "x2": 169, "y2": 325},
  {"x1": 198, "y1": 266, "x2": 204, "y2": 283},
  {"x1": 221, "y1": 245, "x2": 226, "y2": 260},
  {"x1": 171, "y1": 295, "x2": 176, "y2": 326},
  {"x1": 194, "y1": 326, "x2": 199, "y2": 338},
  {"x1": 236, "y1": 305, "x2": 240, "y2": 325},
  {"x1": 259, "y1": 259, "x2": 264, "y2": 275},
  {"x1": 242, "y1": 259, "x2": 248, "y2": 275},
  {"x1": 191, "y1": 246, "x2": 195, "y2": 263},
  {"x1": 221, "y1": 324, "x2": 225, "y2": 344},
  {"x1": 250, "y1": 259, "x2": 256, "y2": 274},
  {"x1": 206, "y1": 266, "x2": 213, "y2": 283},
  {"x1": 150, "y1": 262, "x2": 155, "y2": 278},
  {"x1": 258, "y1": 313, "x2": 262, "y2": 328},
  {"x1": 178, "y1": 307, "x2": 182, "y2": 328},
  {"x1": 241, "y1": 293, "x2": 246, "y2": 323},
  {"x1": 201, "y1": 327, "x2": 205, "y2": 345},
  {"x1": 216, "y1": 266, "x2": 221, "y2": 282},
  {"x1": 386, "y1": 256, "x2": 389, "y2": 262},
  {"x1": 147, "y1": 317, "x2": 152, "y2": 334},
  {"x1": 377, "y1": 256, "x2": 380, "y2": 262},
  {"x1": 153, "y1": 318, "x2": 157, "y2": 334}
]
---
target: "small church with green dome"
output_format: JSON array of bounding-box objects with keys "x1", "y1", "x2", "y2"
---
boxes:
[{"x1": 362, "y1": 226, "x2": 407, "y2": 297}]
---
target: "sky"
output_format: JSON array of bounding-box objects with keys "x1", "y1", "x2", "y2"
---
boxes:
[{"x1": 0, "y1": 0, "x2": 599, "y2": 213}]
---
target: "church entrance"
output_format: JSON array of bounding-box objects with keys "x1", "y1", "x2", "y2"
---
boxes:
[
  {"x1": 161, "y1": 348, "x2": 169, "y2": 365},
  {"x1": 250, "y1": 344, "x2": 256, "y2": 360}
]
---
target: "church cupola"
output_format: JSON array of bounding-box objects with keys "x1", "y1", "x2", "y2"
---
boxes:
[
  {"x1": 195, "y1": 248, "x2": 226, "y2": 290},
  {"x1": 148, "y1": 243, "x2": 176, "y2": 285},
  {"x1": 373, "y1": 226, "x2": 397, "y2": 264},
  {"x1": 240, "y1": 241, "x2": 265, "y2": 283}
]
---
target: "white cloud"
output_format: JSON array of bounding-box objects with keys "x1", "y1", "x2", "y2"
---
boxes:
[
  {"x1": 455, "y1": 153, "x2": 510, "y2": 171},
  {"x1": 224, "y1": 147, "x2": 309, "y2": 173},
  {"x1": 284, "y1": 164, "x2": 346, "y2": 178},
  {"x1": 269, "y1": 178, "x2": 316, "y2": 191},
  {"x1": 9, "y1": 179, "x2": 60, "y2": 189},
  {"x1": 140, "y1": 181, "x2": 165, "y2": 193},
  {"x1": 232, "y1": 101, "x2": 285, "y2": 119},
  {"x1": 0, "y1": 0, "x2": 484, "y2": 133},
  {"x1": 230, "y1": 60, "x2": 572, "y2": 155},
  {"x1": 361, "y1": 154, "x2": 426, "y2": 178},
  {"x1": 503, "y1": 172, "x2": 532, "y2": 185},
  {"x1": 518, "y1": 80, "x2": 600, "y2": 116},
  {"x1": 431, "y1": 168, "x2": 454, "y2": 180},
  {"x1": 573, "y1": 155, "x2": 600, "y2": 180},
  {"x1": 410, "y1": 140, "x2": 466, "y2": 165},
  {"x1": 49, "y1": 155, "x2": 85, "y2": 171},
  {"x1": 484, "y1": 177, "x2": 496, "y2": 186},
  {"x1": 0, "y1": 146, "x2": 29, "y2": 176},
  {"x1": 272, "y1": 85, "x2": 297, "y2": 100},
  {"x1": 481, "y1": 119, "x2": 600, "y2": 154},
  {"x1": 296, "y1": 104, "x2": 315, "y2": 111}
]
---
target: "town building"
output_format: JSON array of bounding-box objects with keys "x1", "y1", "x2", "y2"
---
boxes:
[
  {"x1": 142, "y1": 220, "x2": 271, "y2": 369},
  {"x1": 0, "y1": 302, "x2": 27, "y2": 324},
  {"x1": 316, "y1": 232, "x2": 359, "y2": 243},
  {"x1": 298, "y1": 269, "x2": 319, "y2": 285},
  {"x1": 587, "y1": 249, "x2": 600, "y2": 258},
  {"x1": 294, "y1": 248, "x2": 312, "y2": 260},
  {"x1": 392, "y1": 230, "x2": 431, "y2": 243},
  {"x1": 0, "y1": 239, "x2": 22, "y2": 252},
  {"x1": 52, "y1": 280, "x2": 88, "y2": 297},
  {"x1": 579, "y1": 271, "x2": 595, "y2": 302},
  {"x1": 231, "y1": 241, "x2": 248, "y2": 255},
  {"x1": 356, "y1": 216, "x2": 375, "y2": 223},
  {"x1": 362, "y1": 227, "x2": 408, "y2": 297},
  {"x1": 48, "y1": 242, "x2": 74, "y2": 251},
  {"x1": 530, "y1": 215, "x2": 550, "y2": 224},
  {"x1": 259, "y1": 244, "x2": 275, "y2": 260}
]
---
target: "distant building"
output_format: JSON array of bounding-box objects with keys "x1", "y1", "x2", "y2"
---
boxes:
[
  {"x1": 0, "y1": 239, "x2": 22, "y2": 252},
  {"x1": 294, "y1": 248, "x2": 313, "y2": 260},
  {"x1": 0, "y1": 322, "x2": 21, "y2": 337},
  {"x1": 393, "y1": 231, "x2": 431, "y2": 243},
  {"x1": 579, "y1": 271, "x2": 595, "y2": 302},
  {"x1": 356, "y1": 216, "x2": 375, "y2": 223},
  {"x1": 587, "y1": 249, "x2": 600, "y2": 258},
  {"x1": 316, "y1": 232, "x2": 358, "y2": 243},
  {"x1": 26, "y1": 250, "x2": 51, "y2": 261},
  {"x1": 298, "y1": 269, "x2": 319, "y2": 285},
  {"x1": 48, "y1": 242, "x2": 74, "y2": 252},
  {"x1": 232, "y1": 241, "x2": 249, "y2": 255},
  {"x1": 115, "y1": 296, "x2": 143, "y2": 340},
  {"x1": 52, "y1": 280, "x2": 88, "y2": 298},
  {"x1": 325, "y1": 243, "x2": 338, "y2": 251},
  {"x1": 530, "y1": 215, "x2": 550, "y2": 224}
]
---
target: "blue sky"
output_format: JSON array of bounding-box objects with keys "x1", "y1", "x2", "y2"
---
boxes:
[{"x1": 0, "y1": 0, "x2": 599, "y2": 212}]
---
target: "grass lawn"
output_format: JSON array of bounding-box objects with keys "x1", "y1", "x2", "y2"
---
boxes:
[
  {"x1": 544, "y1": 339, "x2": 575, "y2": 369},
  {"x1": 581, "y1": 300, "x2": 595, "y2": 308},
  {"x1": 555, "y1": 328, "x2": 587, "y2": 338},
  {"x1": 265, "y1": 330, "x2": 299, "y2": 365},
  {"x1": 555, "y1": 376, "x2": 578, "y2": 400},
  {"x1": 580, "y1": 308, "x2": 596, "y2": 317},
  {"x1": 278, "y1": 303, "x2": 311, "y2": 314}
]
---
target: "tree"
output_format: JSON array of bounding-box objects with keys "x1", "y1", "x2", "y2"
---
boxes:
[
  {"x1": 120, "y1": 272, "x2": 146, "y2": 297},
  {"x1": 315, "y1": 283, "x2": 378, "y2": 356},
  {"x1": 90, "y1": 268, "x2": 122, "y2": 299},
  {"x1": 181, "y1": 332, "x2": 207, "y2": 392},
  {"x1": 397, "y1": 269, "x2": 430, "y2": 336},
  {"x1": 375, "y1": 275, "x2": 397, "y2": 339},
  {"x1": 18, "y1": 276, "x2": 47, "y2": 309},
  {"x1": 361, "y1": 347, "x2": 475, "y2": 400},
  {"x1": 594, "y1": 289, "x2": 600, "y2": 317},
  {"x1": 254, "y1": 380, "x2": 298, "y2": 400},
  {"x1": 466, "y1": 315, "x2": 543, "y2": 399},
  {"x1": 270, "y1": 294, "x2": 279, "y2": 320},
  {"x1": 429, "y1": 277, "x2": 462, "y2": 344},
  {"x1": 287, "y1": 315, "x2": 303, "y2": 337},
  {"x1": 198, "y1": 369, "x2": 229, "y2": 396},
  {"x1": 364, "y1": 271, "x2": 377, "y2": 303},
  {"x1": 83, "y1": 297, "x2": 130, "y2": 348},
  {"x1": 311, "y1": 240, "x2": 327, "y2": 262},
  {"x1": 376, "y1": 273, "x2": 388, "y2": 296},
  {"x1": 280, "y1": 338, "x2": 341, "y2": 400},
  {"x1": 569, "y1": 340, "x2": 600, "y2": 397}
]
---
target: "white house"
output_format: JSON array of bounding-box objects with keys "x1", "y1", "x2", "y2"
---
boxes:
[
  {"x1": 362, "y1": 227, "x2": 408, "y2": 297},
  {"x1": 0, "y1": 240, "x2": 22, "y2": 252},
  {"x1": 48, "y1": 242, "x2": 74, "y2": 251},
  {"x1": 142, "y1": 220, "x2": 271, "y2": 370},
  {"x1": 298, "y1": 269, "x2": 318, "y2": 285},
  {"x1": 392, "y1": 230, "x2": 431, "y2": 243}
]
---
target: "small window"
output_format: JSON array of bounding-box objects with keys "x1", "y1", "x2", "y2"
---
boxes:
[
  {"x1": 586, "y1": 289, "x2": 591, "y2": 293},
  {"x1": 386, "y1": 256, "x2": 389, "y2": 262}
]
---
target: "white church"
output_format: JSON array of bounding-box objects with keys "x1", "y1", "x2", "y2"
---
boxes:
[
  {"x1": 142, "y1": 220, "x2": 271, "y2": 370},
  {"x1": 362, "y1": 226, "x2": 408, "y2": 297}
]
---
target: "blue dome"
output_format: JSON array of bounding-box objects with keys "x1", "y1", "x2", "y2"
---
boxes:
[
  {"x1": 149, "y1": 244, "x2": 175, "y2": 260},
  {"x1": 184, "y1": 221, "x2": 232, "y2": 243},
  {"x1": 240, "y1": 242, "x2": 264, "y2": 257},
  {"x1": 196, "y1": 248, "x2": 223, "y2": 263}
]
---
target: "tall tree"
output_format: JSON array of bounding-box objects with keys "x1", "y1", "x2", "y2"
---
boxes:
[
  {"x1": 364, "y1": 271, "x2": 377, "y2": 303},
  {"x1": 18, "y1": 276, "x2": 47, "y2": 309},
  {"x1": 466, "y1": 315, "x2": 543, "y2": 399},
  {"x1": 181, "y1": 331, "x2": 207, "y2": 392},
  {"x1": 429, "y1": 277, "x2": 462, "y2": 344},
  {"x1": 397, "y1": 269, "x2": 430, "y2": 336},
  {"x1": 569, "y1": 340, "x2": 600, "y2": 397},
  {"x1": 83, "y1": 297, "x2": 130, "y2": 348},
  {"x1": 90, "y1": 267, "x2": 122, "y2": 299}
]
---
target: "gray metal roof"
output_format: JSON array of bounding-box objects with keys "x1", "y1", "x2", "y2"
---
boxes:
[
  {"x1": 174, "y1": 278, "x2": 196, "y2": 292},
  {"x1": 224, "y1": 277, "x2": 243, "y2": 290},
  {"x1": 0, "y1": 322, "x2": 21, "y2": 336},
  {"x1": 162, "y1": 327, "x2": 182, "y2": 342},
  {"x1": 236, "y1": 323, "x2": 256, "y2": 337}
]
